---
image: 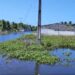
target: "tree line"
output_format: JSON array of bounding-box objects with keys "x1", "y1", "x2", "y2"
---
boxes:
[
  {"x1": 0, "y1": 20, "x2": 37, "y2": 32},
  {"x1": 60, "y1": 21, "x2": 72, "y2": 25}
]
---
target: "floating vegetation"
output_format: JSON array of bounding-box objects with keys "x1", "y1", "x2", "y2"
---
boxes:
[
  {"x1": 0, "y1": 34, "x2": 75, "y2": 64},
  {"x1": 63, "y1": 52, "x2": 72, "y2": 56},
  {"x1": 0, "y1": 39, "x2": 59, "y2": 64}
]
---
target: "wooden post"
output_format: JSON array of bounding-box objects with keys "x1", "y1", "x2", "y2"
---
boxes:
[{"x1": 37, "y1": 0, "x2": 41, "y2": 44}]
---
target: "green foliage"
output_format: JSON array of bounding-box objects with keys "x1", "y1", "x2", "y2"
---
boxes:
[
  {"x1": 6, "y1": 21, "x2": 11, "y2": 30},
  {"x1": 24, "y1": 34, "x2": 36, "y2": 40},
  {"x1": 31, "y1": 26, "x2": 37, "y2": 31},
  {"x1": 63, "y1": 52, "x2": 72, "y2": 56},
  {"x1": 1, "y1": 34, "x2": 75, "y2": 64},
  {"x1": 27, "y1": 45, "x2": 44, "y2": 51},
  {"x1": 69, "y1": 21, "x2": 72, "y2": 25},
  {"x1": 0, "y1": 36, "x2": 59, "y2": 64},
  {"x1": 12, "y1": 22, "x2": 18, "y2": 30},
  {"x1": 42, "y1": 35, "x2": 75, "y2": 50},
  {"x1": 0, "y1": 19, "x2": 37, "y2": 32},
  {"x1": 2, "y1": 20, "x2": 7, "y2": 31}
]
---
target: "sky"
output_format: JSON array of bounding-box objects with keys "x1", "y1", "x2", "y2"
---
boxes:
[{"x1": 0, "y1": 0, "x2": 75, "y2": 26}]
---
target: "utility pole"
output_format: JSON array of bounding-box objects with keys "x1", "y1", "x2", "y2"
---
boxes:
[{"x1": 37, "y1": 0, "x2": 41, "y2": 44}]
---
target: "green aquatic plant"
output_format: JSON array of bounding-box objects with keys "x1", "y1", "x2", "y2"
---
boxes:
[
  {"x1": 0, "y1": 34, "x2": 75, "y2": 64},
  {"x1": 0, "y1": 39, "x2": 59, "y2": 64},
  {"x1": 27, "y1": 45, "x2": 44, "y2": 51},
  {"x1": 63, "y1": 52, "x2": 72, "y2": 56}
]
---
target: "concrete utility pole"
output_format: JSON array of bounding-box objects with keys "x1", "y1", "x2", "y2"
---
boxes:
[{"x1": 37, "y1": 0, "x2": 41, "y2": 44}]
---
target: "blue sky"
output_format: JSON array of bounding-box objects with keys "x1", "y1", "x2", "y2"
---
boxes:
[{"x1": 0, "y1": 0, "x2": 75, "y2": 25}]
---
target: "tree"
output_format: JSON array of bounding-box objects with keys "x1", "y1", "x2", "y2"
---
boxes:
[
  {"x1": 0, "y1": 19, "x2": 37, "y2": 32},
  {"x1": 18, "y1": 22, "x2": 24, "y2": 29},
  {"x1": 0, "y1": 20, "x2": 2, "y2": 29},
  {"x1": 64, "y1": 21, "x2": 67, "y2": 25},
  {"x1": 12, "y1": 22, "x2": 18, "y2": 30},
  {"x1": 31, "y1": 26, "x2": 37, "y2": 31},
  {"x1": 2, "y1": 20, "x2": 7, "y2": 31},
  {"x1": 61, "y1": 21, "x2": 64, "y2": 24},
  {"x1": 6, "y1": 21, "x2": 11, "y2": 30},
  {"x1": 69, "y1": 21, "x2": 72, "y2": 25},
  {"x1": 27, "y1": 25, "x2": 31, "y2": 31}
]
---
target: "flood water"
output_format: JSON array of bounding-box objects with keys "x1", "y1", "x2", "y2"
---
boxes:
[
  {"x1": 0, "y1": 31, "x2": 32, "y2": 42},
  {"x1": 0, "y1": 56, "x2": 35, "y2": 75},
  {"x1": 0, "y1": 48, "x2": 75, "y2": 75},
  {"x1": 50, "y1": 48, "x2": 75, "y2": 64},
  {"x1": 0, "y1": 32, "x2": 75, "y2": 75}
]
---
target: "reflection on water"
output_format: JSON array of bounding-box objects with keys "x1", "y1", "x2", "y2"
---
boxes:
[
  {"x1": 0, "y1": 56, "x2": 35, "y2": 75},
  {"x1": 35, "y1": 62, "x2": 39, "y2": 75},
  {"x1": 0, "y1": 48, "x2": 75, "y2": 75}
]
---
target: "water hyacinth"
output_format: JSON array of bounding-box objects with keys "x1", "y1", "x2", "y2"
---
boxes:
[{"x1": 0, "y1": 34, "x2": 75, "y2": 64}]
